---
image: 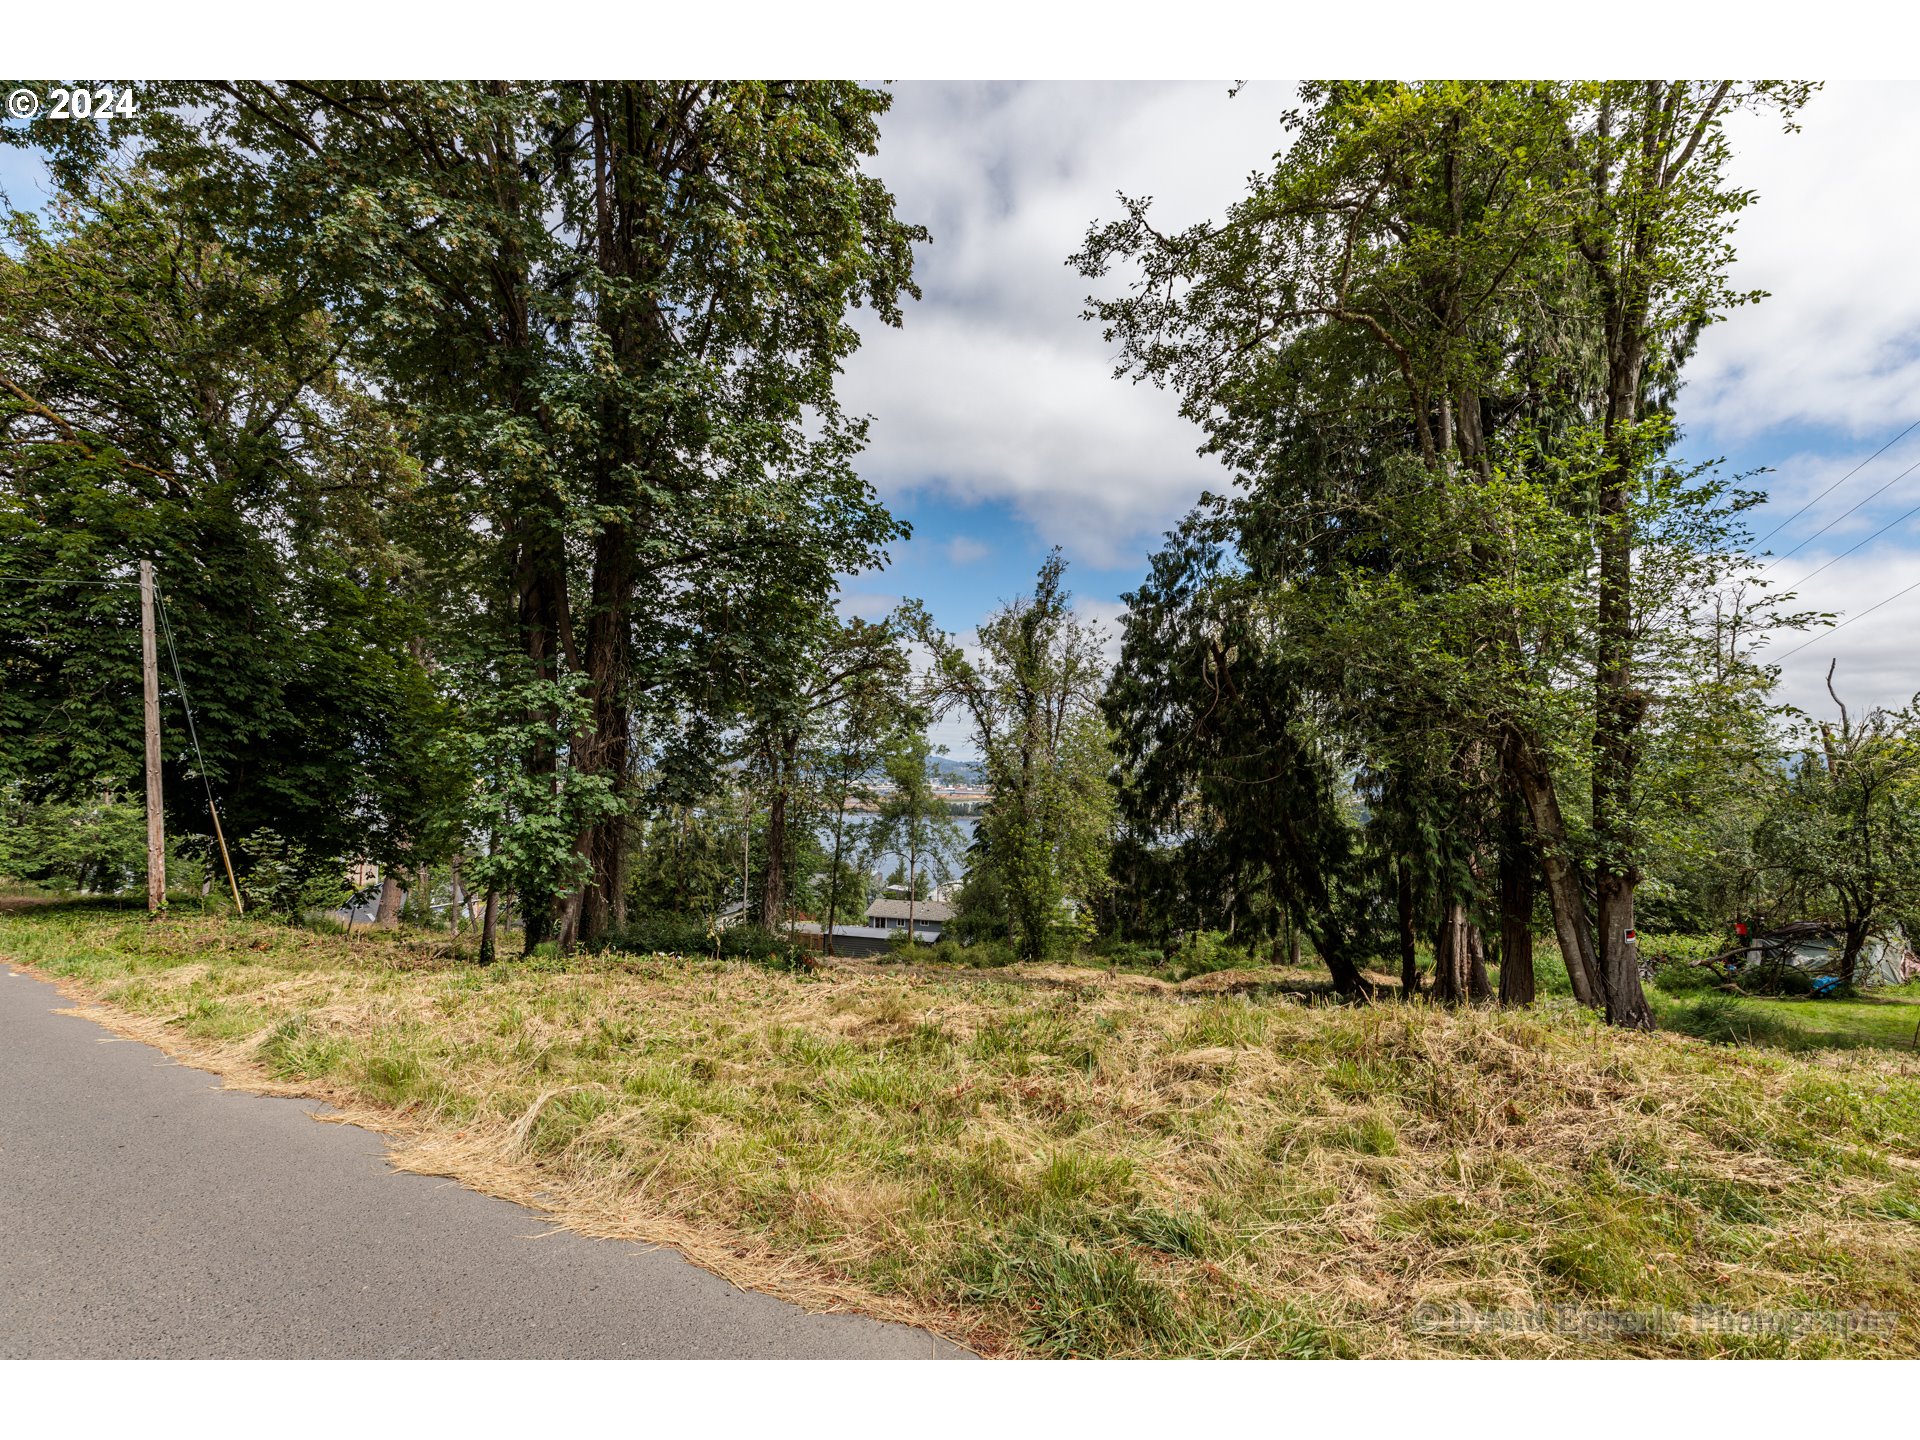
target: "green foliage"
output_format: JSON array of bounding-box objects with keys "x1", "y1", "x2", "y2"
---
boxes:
[
  {"x1": 866, "y1": 725, "x2": 963, "y2": 927},
  {"x1": 598, "y1": 916, "x2": 806, "y2": 971},
  {"x1": 1101, "y1": 520, "x2": 1376, "y2": 990},
  {"x1": 923, "y1": 553, "x2": 1114, "y2": 963},
  {"x1": 900, "y1": 936, "x2": 1018, "y2": 968},
  {"x1": 626, "y1": 800, "x2": 749, "y2": 923},
  {"x1": 1076, "y1": 80, "x2": 1813, "y2": 1018},
  {"x1": 1167, "y1": 930, "x2": 1252, "y2": 981},
  {"x1": 0, "y1": 786, "x2": 172, "y2": 894},
  {"x1": 440, "y1": 668, "x2": 621, "y2": 947},
  {"x1": 948, "y1": 846, "x2": 1010, "y2": 945},
  {"x1": 741, "y1": 615, "x2": 915, "y2": 932},
  {"x1": 0, "y1": 180, "x2": 458, "y2": 875},
  {"x1": 1752, "y1": 695, "x2": 1920, "y2": 981},
  {"x1": 8, "y1": 82, "x2": 925, "y2": 952},
  {"x1": 236, "y1": 826, "x2": 352, "y2": 919}
]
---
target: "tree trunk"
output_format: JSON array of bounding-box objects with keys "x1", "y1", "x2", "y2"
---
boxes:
[
  {"x1": 1498, "y1": 834, "x2": 1536, "y2": 1008},
  {"x1": 1261, "y1": 829, "x2": 1372, "y2": 998},
  {"x1": 572, "y1": 511, "x2": 632, "y2": 949},
  {"x1": 375, "y1": 874, "x2": 404, "y2": 929},
  {"x1": 1431, "y1": 903, "x2": 1471, "y2": 1004},
  {"x1": 1396, "y1": 857, "x2": 1419, "y2": 996},
  {"x1": 479, "y1": 887, "x2": 498, "y2": 966},
  {"x1": 757, "y1": 745, "x2": 792, "y2": 933},
  {"x1": 824, "y1": 800, "x2": 849, "y2": 958},
  {"x1": 1593, "y1": 443, "x2": 1652, "y2": 1029},
  {"x1": 511, "y1": 501, "x2": 573, "y2": 953},
  {"x1": 906, "y1": 843, "x2": 917, "y2": 947},
  {"x1": 1467, "y1": 923, "x2": 1492, "y2": 1001},
  {"x1": 1506, "y1": 729, "x2": 1603, "y2": 1007},
  {"x1": 567, "y1": 88, "x2": 660, "y2": 954},
  {"x1": 1597, "y1": 880, "x2": 1653, "y2": 1028},
  {"x1": 1588, "y1": 153, "x2": 1656, "y2": 1028},
  {"x1": 1839, "y1": 918, "x2": 1868, "y2": 988}
]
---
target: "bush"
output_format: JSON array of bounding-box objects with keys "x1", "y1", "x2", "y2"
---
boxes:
[
  {"x1": 600, "y1": 913, "x2": 718, "y2": 957},
  {"x1": 1640, "y1": 933, "x2": 1738, "y2": 996},
  {"x1": 598, "y1": 913, "x2": 807, "y2": 970},
  {"x1": 1639, "y1": 932, "x2": 1731, "y2": 968},
  {"x1": 1740, "y1": 960, "x2": 1817, "y2": 997},
  {"x1": 894, "y1": 936, "x2": 1016, "y2": 968},
  {"x1": 1651, "y1": 962, "x2": 1729, "y2": 996},
  {"x1": 239, "y1": 828, "x2": 352, "y2": 919},
  {"x1": 719, "y1": 924, "x2": 808, "y2": 969},
  {"x1": 0, "y1": 792, "x2": 178, "y2": 895},
  {"x1": 1091, "y1": 940, "x2": 1170, "y2": 971},
  {"x1": 1167, "y1": 930, "x2": 1253, "y2": 981}
]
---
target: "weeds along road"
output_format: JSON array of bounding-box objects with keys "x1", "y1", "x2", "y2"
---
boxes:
[{"x1": 0, "y1": 963, "x2": 968, "y2": 1359}]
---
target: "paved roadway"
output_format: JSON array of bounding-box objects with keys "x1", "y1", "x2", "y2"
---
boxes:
[{"x1": 0, "y1": 963, "x2": 966, "y2": 1358}]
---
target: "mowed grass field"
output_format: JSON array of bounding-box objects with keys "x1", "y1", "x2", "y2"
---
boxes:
[{"x1": 6, "y1": 901, "x2": 1920, "y2": 1357}]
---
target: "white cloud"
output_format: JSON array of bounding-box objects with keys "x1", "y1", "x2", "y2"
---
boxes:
[
  {"x1": 845, "y1": 82, "x2": 1296, "y2": 568},
  {"x1": 1685, "y1": 82, "x2": 1920, "y2": 441},
  {"x1": 1756, "y1": 543, "x2": 1920, "y2": 719},
  {"x1": 834, "y1": 590, "x2": 900, "y2": 622},
  {"x1": 1073, "y1": 595, "x2": 1130, "y2": 672},
  {"x1": 945, "y1": 535, "x2": 991, "y2": 565}
]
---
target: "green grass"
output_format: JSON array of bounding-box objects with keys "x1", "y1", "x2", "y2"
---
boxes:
[
  {"x1": 1655, "y1": 990, "x2": 1920, "y2": 1053},
  {"x1": 6, "y1": 902, "x2": 1920, "y2": 1358},
  {"x1": 1637, "y1": 937, "x2": 1920, "y2": 1054}
]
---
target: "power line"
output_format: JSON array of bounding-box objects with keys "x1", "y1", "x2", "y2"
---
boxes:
[
  {"x1": 1770, "y1": 575, "x2": 1920, "y2": 664},
  {"x1": 153, "y1": 586, "x2": 224, "y2": 830},
  {"x1": 1761, "y1": 456, "x2": 1920, "y2": 572},
  {"x1": 155, "y1": 583, "x2": 248, "y2": 912},
  {"x1": 1750, "y1": 417, "x2": 1920, "y2": 554},
  {"x1": 151, "y1": 579, "x2": 236, "y2": 875},
  {"x1": 1778, "y1": 493, "x2": 1920, "y2": 592}
]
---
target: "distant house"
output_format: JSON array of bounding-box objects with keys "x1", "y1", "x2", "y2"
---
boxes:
[{"x1": 864, "y1": 897, "x2": 954, "y2": 940}]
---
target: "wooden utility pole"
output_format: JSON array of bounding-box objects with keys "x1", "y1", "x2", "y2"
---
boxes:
[{"x1": 139, "y1": 560, "x2": 166, "y2": 913}]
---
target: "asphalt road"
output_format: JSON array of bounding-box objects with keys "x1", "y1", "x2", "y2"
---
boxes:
[{"x1": 0, "y1": 963, "x2": 967, "y2": 1358}]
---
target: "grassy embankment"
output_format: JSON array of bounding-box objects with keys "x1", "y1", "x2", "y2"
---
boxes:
[{"x1": 5, "y1": 899, "x2": 1920, "y2": 1357}]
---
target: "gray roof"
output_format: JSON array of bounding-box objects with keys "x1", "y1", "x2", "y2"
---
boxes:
[{"x1": 865, "y1": 898, "x2": 954, "y2": 923}]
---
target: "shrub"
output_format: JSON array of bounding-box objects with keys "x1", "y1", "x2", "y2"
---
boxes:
[
  {"x1": 1652, "y1": 962, "x2": 1729, "y2": 996},
  {"x1": 1091, "y1": 940, "x2": 1169, "y2": 970},
  {"x1": 1639, "y1": 932, "x2": 1730, "y2": 968},
  {"x1": 897, "y1": 936, "x2": 1016, "y2": 968},
  {"x1": 598, "y1": 913, "x2": 806, "y2": 970},
  {"x1": 238, "y1": 828, "x2": 352, "y2": 919},
  {"x1": 1167, "y1": 930, "x2": 1254, "y2": 981}
]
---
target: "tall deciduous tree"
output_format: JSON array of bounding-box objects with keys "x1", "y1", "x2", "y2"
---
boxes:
[
  {"x1": 868, "y1": 726, "x2": 962, "y2": 943},
  {"x1": 17, "y1": 82, "x2": 924, "y2": 948},
  {"x1": 1755, "y1": 670, "x2": 1920, "y2": 986},
  {"x1": 1078, "y1": 80, "x2": 1806, "y2": 1025},
  {"x1": 1563, "y1": 80, "x2": 1815, "y2": 1026},
  {"x1": 743, "y1": 615, "x2": 911, "y2": 932},
  {"x1": 924, "y1": 552, "x2": 1115, "y2": 962},
  {"x1": 0, "y1": 180, "x2": 455, "y2": 878},
  {"x1": 807, "y1": 625, "x2": 915, "y2": 953}
]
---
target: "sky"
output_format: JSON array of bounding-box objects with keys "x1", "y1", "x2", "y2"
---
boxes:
[
  {"x1": 9, "y1": 81, "x2": 1920, "y2": 750},
  {"x1": 837, "y1": 80, "x2": 1920, "y2": 748}
]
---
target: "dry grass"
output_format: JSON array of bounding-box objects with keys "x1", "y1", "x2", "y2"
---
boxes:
[{"x1": 6, "y1": 903, "x2": 1920, "y2": 1357}]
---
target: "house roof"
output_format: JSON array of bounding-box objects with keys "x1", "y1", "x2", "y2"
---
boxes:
[{"x1": 865, "y1": 898, "x2": 954, "y2": 923}]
